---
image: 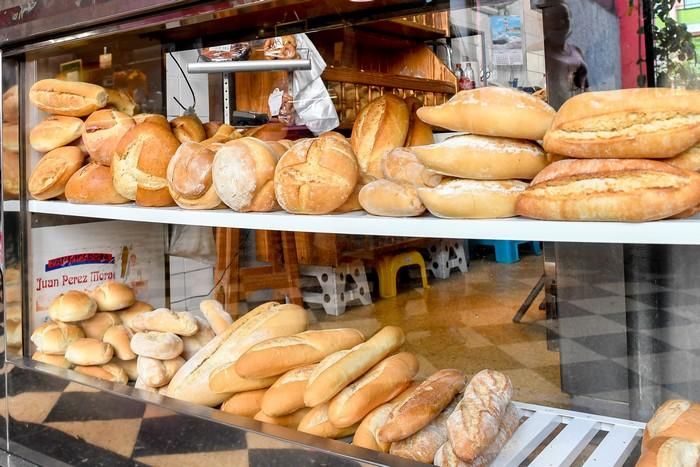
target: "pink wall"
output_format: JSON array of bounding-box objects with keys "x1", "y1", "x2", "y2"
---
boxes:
[{"x1": 617, "y1": 0, "x2": 645, "y2": 88}]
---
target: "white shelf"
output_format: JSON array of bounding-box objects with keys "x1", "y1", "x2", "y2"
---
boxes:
[
  {"x1": 25, "y1": 200, "x2": 700, "y2": 245},
  {"x1": 3, "y1": 200, "x2": 19, "y2": 212}
]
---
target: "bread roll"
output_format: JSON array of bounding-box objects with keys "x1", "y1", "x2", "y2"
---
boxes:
[
  {"x1": 203, "y1": 121, "x2": 223, "y2": 138},
  {"x1": 359, "y1": 180, "x2": 425, "y2": 217},
  {"x1": 379, "y1": 369, "x2": 465, "y2": 443},
  {"x1": 667, "y1": 144, "x2": 700, "y2": 173},
  {"x1": 168, "y1": 302, "x2": 307, "y2": 406},
  {"x1": 29, "y1": 79, "x2": 107, "y2": 117},
  {"x1": 131, "y1": 308, "x2": 198, "y2": 336},
  {"x1": 2, "y1": 123, "x2": 18, "y2": 152},
  {"x1": 244, "y1": 122, "x2": 288, "y2": 141},
  {"x1": 412, "y1": 134, "x2": 548, "y2": 180},
  {"x1": 3, "y1": 149, "x2": 20, "y2": 199},
  {"x1": 212, "y1": 137, "x2": 278, "y2": 212},
  {"x1": 199, "y1": 299, "x2": 233, "y2": 335},
  {"x1": 130, "y1": 332, "x2": 183, "y2": 360},
  {"x1": 82, "y1": 109, "x2": 135, "y2": 166},
  {"x1": 65, "y1": 163, "x2": 130, "y2": 204},
  {"x1": 447, "y1": 369, "x2": 513, "y2": 462},
  {"x1": 111, "y1": 357, "x2": 138, "y2": 380},
  {"x1": 65, "y1": 338, "x2": 114, "y2": 365},
  {"x1": 390, "y1": 398, "x2": 458, "y2": 462},
  {"x1": 133, "y1": 113, "x2": 169, "y2": 127},
  {"x1": 404, "y1": 96, "x2": 434, "y2": 147},
  {"x1": 28, "y1": 146, "x2": 85, "y2": 200},
  {"x1": 419, "y1": 179, "x2": 528, "y2": 219},
  {"x1": 417, "y1": 88, "x2": 555, "y2": 141},
  {"x1": 105, "y1": 89, "x2": 136, "y2": 116},
  {"x1": 118, "y1": 301, "x2": 154, "y2": 332},
  {"x1": 112, "y1": 122, "x2": 180, "y2": 206},
  {"x1": 3, "y1": 85, "x2": 18, "y2": 123},
  {"x1": 48, "y1": 290, "x2": 97, "y2": 322},
  {"x1": 351, "y1": 94, "x2": 409, "y2": 181},
  {"x1": 182, "y1": 317, "x2": 216, "y2": 359},
  {"x1": 643, "y1": 399, "x2": 700, "y2": 449},
  {"x1": 297, "y1": 403, "x2": 359, "y2": 438},
  {"x1": 305, "y1": 326, "x2": 405, "y2": 407},
  {"x1": 254, "y1": 408, "x2": 311, "y2": 429},
  {"x1": 137, "y1": 355, "x2": 184, "y2": 387},
  {"x1": 167, "y1": 142, "x2": 222, "y2": 209},
  {"x1": 134, "y1": 377, "x2": 158, "y2": 393},
  {"x1": 221, "y1": 389, "x2": 267, "y2": 418},
  {"x1": 30, "y1": 116, "x2": 83, "y2": 153},
  {"x1": 275, "y1": 132, "x2": 358, "y2": 214},
  {"x1": 544, "y1": 88, "x2": 700, "y2": 158},
  {"x1": 201, "y1": 124, "x2": 241, "y2": 149},
  {"x1": 80, "y1": 312, "x2": 121, "y2": 340},
  {"x1": 236, "y1": 328, "x2": 365, "y2": 379},
  {"x1": 517, "y1": 160, "x2": 700, "y2": 221},
  {"x1": 530, "y1": 158, "x2": 665, "y2": 186},
  {"x1": 382, "y1": 147, "x2": 442, "y2": 188},
  {"x1": 333, "y1": 183, "x2": 363, "y2": 213},
  {"x1": 75, "y1": 363, "x2": 128, "y2": 384},
  {"x1": 91, "y1": 281, "x2": 135, "y2": 311},
  {"x1": 30, "y1": 321, "x2": 84, "y2": 355},
  {"x1": 32, "y1": 351, "x2": 72, "y2": 369},
  {"x1": 261, "y1": 365, "x2": 316, "y2": 417},
  {"x1": 637, "y1": 437, "x2": 700, "y2": 467},
  {"x1": 103, "y1": 325, "x2": 135, "y2": 360},
  {"x1": 171, "y1": 115, "x2": 206, "y2": 143}
]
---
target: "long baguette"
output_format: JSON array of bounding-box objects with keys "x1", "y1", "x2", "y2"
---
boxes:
[
  {"x1": 29, "y1": 79, "x2": 107, "y2": 117},
  {"x1": 260, "y1": 364, "x2": 316, "y2": 417},
  {"x1": 254, "y1": 407, "x2": 311, "y2": 429},
  {"x1": 297, "y1": 402, "x2": 359, "y2": 439},
  {"x1": 221, "y1": 388, "x2": 267, "y2": 418}
]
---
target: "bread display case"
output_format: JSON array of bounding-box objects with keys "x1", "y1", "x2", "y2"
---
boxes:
[{"x1": 3, "y1": 1, "x2": 700, "y2": 466}]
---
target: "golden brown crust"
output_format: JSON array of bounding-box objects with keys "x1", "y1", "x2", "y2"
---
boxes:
[
  {"x1": 530, "y1": 158, "x2": 670, "y2": 185},
  {"x1": 333, "y1": 183, "x2": 363, "y2": 213},
  {"x1": 3, "y1": 149, "x2": 19, "y2": 199},
  {"x1": 65, "y1": 338, "x2": 114, "y2": 366},
  {"x1": 359, "y1": 180, "x2": 425, "y2": 217},
  {"x1": 203, "y1": 121, "x2": 223, "y2": 139},
  {"x1": 105, "y1": 89, "x2": 137, "y2": 116},
  {"x1": 170, "y1": 115, "x2": 206, "y2": 143},
  {"x1": 381, "y1": 147, "x2": 442, "y2": 188},
  {"x1": 254, "y1": 408, "x2": 311, "y2": 429},
  {"x1": 30, "y1": 321, "x2": 85, "y2": 355},
  {"x1": 404, "y1": 96, "x2": 433, "y2": 146},
  {"x1": 418, "y1": 179, "x2": 528, "y2": 219},
  {"x1": 82, "y1": 109, "x2": 135, "y2": 166},
  {"x1": 3, "y1": 85, "x2": 18, "y2": 123},
  {"x1": 666, "y1": 144, "x2": 700, "y2": 172},
  {"x1": 2, "y1": 122, "x2": 18, "y2": 152},
  {"x1": 260, "y1": 365, "x2": 316, "y2": 417},
  {"x1": 29, "y1": 79, "x2": 108, "y2": 117},
  {"x1": 167, "y1": 142, "x2": 222, "y2": 209},
  {"x1": 75, "y1": 363, "x2": 128, "y2": 384},
  {"x1": 132, "y1": 113, "x2": 169, "y2": 127},
  {"x1": 643, "y1": 400, "x2": 700, "y2": 449},
  {"x1": 65, "y1": 163, "x2": 129, "y2": 204},
  {"x1": 30, "y1": 116, "x2": 84, "y2": 153},
  {"x1": 29, "y1": 146, "x2": 85, "y2": 200},
  {"x1": 221, "y1": 389, "x2": 267, "y2": 418},
  {"x1": 297, "y1": 403, "x2": 359, "y2": 438},
  {"x1": 48, "y1": 290, "x2": 97, "y2": 322}
]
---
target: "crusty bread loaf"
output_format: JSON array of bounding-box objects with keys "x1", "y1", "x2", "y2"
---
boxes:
[
  {"x1": 236, "y1": 328, "x2": 364, "y2": 379},
  {"x1": 328, "y1": 352, "x2": 418, "y2": 428},
  {"x1": 419, "y1": 179, "x2": 528, "y2": 219},
  {"x1": 117, "y1": 301, "x2": 154, "y2": 332},
  {"x1": 130, "y1": 332, "x2": 183, "y2": 360},
  {"x1": 275, "y1": 132, "x2": 358, "y2": 214},
  {"x1": 517, "y1": 160, "x2": 700, "y2": 221},
  {"x1": 297, "y1": 403, "x2": 359, "y2": 438},
  {"x1": 49, "y1": 290, "x2": 97, "y2": 322},
  {"x1": 32, "y1": 351, "x2": 72, "y2": 369},
  {"x1": 254, "y1": 408, "x2": 311, "y2": 429},
  {"x1": 29, "y1": 79, "x2": 107, "y2": 117},
  {"x1": 133, "y1": 113, "x2": 168, "y2": 127},
  {"x1": 530, "y1": 158, "x2": 665, "y2": 186},
  {"x1": 333, "y1": 183, "x2": 363, "y2": 213},
  {"x1": 199, "y1": 299, "x2": 233, "y2": 335},
  {"x1": 390, "y1": 397, "x2": 458, "y2": 463},
  {"x1": 31, "y1": 321, "x2": 84, "y2": 355},
  {"x1": 417, "y1": 88, "x2": 555, "y2": 141},
  {"x1": 91, "y1": 281, "x2": 135, "y2": 311},
  {"x1": 170, "y1": 115, "x2": 206, "y2": 143},
  {"x1": 379, "y1": 369, "x2": 465, "y2": 443},
  {"x1": 65, "y1": 163, "x2": 130, "y2": 204},
  {"x1": 166, "y1": 142, "x2": 222, "y2": 209},
  {"x1": 28, "y1": 146, "x2": 85, "y2": 200},
  {"x1": 3, "y1": 85, "x2": 18, "y2": 123},
  {"x1": 137, "y1": 355, "x2": 184, "y2": 387},
  {"x1": 65, "y1": 338, "x2": 114, "y2": 366},
  {"x1": 381, "y1": 147, "x2": 442, "y2": 188},
  {"x1": 412, "y1": 134, "x2": 548, "y2": 180},
  {"x1": 543, "y1": 88, "x2": 700, "y2": 158},
  {"x1": 359, "y1": 180, "x2": 425, "y2": 217},
  {"x1": 404, "y1": 96, "x2": 434, "y2": 147},
  {"x1": 201, "y1": 124, "x2": 241, "y2": 149},
  {"x1": 30, "y1": 116, "x2": 84, "y2": 153},
  {"x1": 168, "y1": 302, "x2": 307, "y2": 406},
  {"x1": 103, "y1": 325, "x2": 136, "y2": 360},
  {"x1": 304, "y1": 326, "x2": 405, "y2": 407},
  {"x1": 221, "y1": 389, "x2": 267, "y2": 418},
  {"x1": 131, "y1": 308, "x2": 199, "y2": 336},
  {"x1": 261, "y1": 365, "x2": 316, "y2": 417},
  {"x1": 637, "y1": 437, "x2": 700, "y2": 467},
  {"x1": 105, "y1": 89, "x2": 137, "y2": 116},
  {"x1": 447, "y1": 369, "x2": 513, "y2": 462},
  {"x1": 80, "y1": 312, "x2": 121, "y2": 340},
  {"x1": 82, "y1": 109, "x2": 135, "y2": 166},
  {"x1": 75, "y1": 363, "x2": 128, "y2": 384},
  {"x1": 667, "y1": 144, "x2": 700, "y2": 172},
  {"x1": 212, "y1": 137, "x2": 279, "y2": 212},
  {"x1": 643, "y1": 399, "x2": 700, "y2": 449}
]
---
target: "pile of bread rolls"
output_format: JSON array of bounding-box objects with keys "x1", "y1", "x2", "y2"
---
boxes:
[
  {"x1": 3, "y1": 85, "x2": 19, "y2": 200},
  {"x1": 637, "y1": 399, "x2": 700, "y2": 466}
]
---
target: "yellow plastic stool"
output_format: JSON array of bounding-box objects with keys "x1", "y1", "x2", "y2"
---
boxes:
[{"x1": 376, "y1": 250, "x2": 430, "y2": 298}]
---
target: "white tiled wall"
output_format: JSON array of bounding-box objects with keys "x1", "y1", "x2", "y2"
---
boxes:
[{"x1": 165, "y1": 50, "x2": 210, "y2": 122}]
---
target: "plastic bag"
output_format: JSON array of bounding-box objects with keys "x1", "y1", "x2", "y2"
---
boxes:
[
  {"x1": 291, "y1": 33, "x2": 339, "y2": 134},
  {"x1": 168, "y1": 225, "x2": 217, "y2": 266}
]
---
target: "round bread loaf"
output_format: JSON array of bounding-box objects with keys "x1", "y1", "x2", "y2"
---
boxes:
[
  {"x1": 29, "y1": 79, "x2": 107, "y2": 117},
  {"x1": 170, "y1": 115, "x2": 206, "y2": 143},
  {"x1": 118, "y1": 301, "x2": 154, "y2": 332},
  {"x1": 65, "y1": 338, "x2": 114, "y2": 365},
  {"x1": 105, "y1": 89, "x2": 137, "y2": 116},
  {"x1": 48, "y1": 290, "x2": 97, "y2": 322},
  {"x1": 417, "y1": 87, "x2": 555, "y2": 141},
  {"x1": 133, "y1": 113, "x2": 169, "y2": 127},
  {"x1": 30, "y1": 116, "x2": 84, "y2": 153},
  {"x1": 3, "y1": 85, "x2": 18, "y2": 124},
  {"x1": 274, "y1": 132, "x2": 358, "y2": 214},
  {"x1": 167, "y1": 142, "x2": 220, "y2": 210},
  {"x1": 381, "y1": 147, "x2": 442, "y2": 188},
  {"x1": 80, "y1": 312, "x2": 121, "y2": 340},
  {"x1": 82, "y1": 109, "x2": 135, "y2": 166},
  {"x1": 30, "y1": 321, "x2": 85, "y2": 355},
  {"x1": 103, "y1": 325, "x2": 136, "y2": 360},
  {"x1": 418, "y1": 179, "x2": 528, "y2": 219},
  {"x1": 75, "y1": 363, "x2": 128, "y2": 384},
  {"x1": 65, "y1": 162, "x2": 129, "y2": 204},
  {"x1": 2, "y1": 123, "x2": 18, "y2": 152},
  {"x1": 112, "y1": 122, "x2": 180, "y2": 206},
  {"x1": 28, "y1": 146, "x2": 85, "y2": 200},
  {"x1": 212, "y1": 137, "x2": 278, "y2": 212},
  {"x1": 412, "y1": 135, "x2": 548, "y2": 180},
  {"x1": 351, "y1": 94, "x2": 409, "y2": 182},
  {"x1": 32, "y1": 351, "x2": 72, "y2": 369},
  {"x1": 91, "y1": 281, "x2": 135, "y2": 311},
  {"x1": 359, "y1": 180, "x2": 425, "y2": 217},
  {"x1": 130, "y1": 331, "x2": 183, "y2": 360}
]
